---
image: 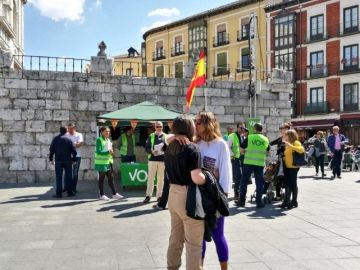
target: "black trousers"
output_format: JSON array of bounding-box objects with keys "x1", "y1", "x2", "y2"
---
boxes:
[
  {"x1": 98, "y1": 166, "x2": 116, "y2": 196},
  {"x1": 283, "y1": 167, "x2": 299, "y2": 204},
  {"x1": 315, "y1": 154, "x2": 325, "y2": 174},
  {"x1": 332, "y1": 150, "x2": 343, "y2": 177}
]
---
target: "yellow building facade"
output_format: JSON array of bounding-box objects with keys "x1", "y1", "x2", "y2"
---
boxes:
[
  {"x1": 113, "y1": 47, "x2": 142, "y2": 76},
  {"x1": 143, "y1": 0, "x2": 267, "y2": 81}
]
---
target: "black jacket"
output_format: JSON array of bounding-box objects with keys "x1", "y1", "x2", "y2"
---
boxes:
[
  {"x1": 186, "y1": 169, "x2": 229, "y2": 242},
  {"x1": 49, "y1": 134, "x2": 77, "y2": 162}
]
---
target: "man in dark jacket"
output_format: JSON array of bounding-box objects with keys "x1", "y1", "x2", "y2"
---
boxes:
[
  {"x1": 327, "y1": 126, "x2": 348, "y2": 179},
  {"x1": 49, "y1": 126, "x2": 77, "y2": 198}
]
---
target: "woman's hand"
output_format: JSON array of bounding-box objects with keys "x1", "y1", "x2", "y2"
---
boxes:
[{"x1": 175, "y1": 135, "x2": 190, "y2": 145}]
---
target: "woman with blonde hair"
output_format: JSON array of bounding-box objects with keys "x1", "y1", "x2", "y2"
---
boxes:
[
  {"x1": 195, "y1": 111, "x2": 232, "y2": 270},
  {"x1": 281, "y1": 129, "x2": 304, "y2": 209}
]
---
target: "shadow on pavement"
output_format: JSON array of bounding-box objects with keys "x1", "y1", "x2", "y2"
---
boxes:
[
  {"x1": 41, "y1": 200, "x2": 98, "y2": 208},
  {"x1": 97, "y1": 201, "x2": 159, "y2": 218},
  {"x1": 229, "y1": 203, "x2": 286, "y2": 219}
]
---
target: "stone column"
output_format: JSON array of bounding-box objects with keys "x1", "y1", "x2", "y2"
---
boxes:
[{"x1": 89, "y1": 41, "x2": 113, "y2": 74}]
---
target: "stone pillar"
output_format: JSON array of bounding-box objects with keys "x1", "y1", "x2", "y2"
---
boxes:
[
  {"x1": 89, "y1": 41, "x2": 113, "y2": 74},
  {"x1": 0, "y1": 51, "x2": 13, "y2": 69}
]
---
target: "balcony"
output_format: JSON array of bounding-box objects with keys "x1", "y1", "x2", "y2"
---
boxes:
[
  {"x1": 338, "y1": 21, "x2": 360, "y2": 36},
  {"x1": 304, "y1": 101, "x2": 328, "y2": 115},
  {"x1": 212, "y1": 65, "x2": 230, "y2": 77},
  {"x1": 305, "y1": 64, "x2": 328, "y2": 79},
  {"x1": 237, "y1": 27, "x2": 249, "y2": 42},
  {"x1": 304, "y1": 32, "x2": 328, "y2": 43},
  {"x1": 344, "y1": 103, "x2": 359, "y2": 112},
  {"x1": 236, "y1": 61, "x2": 251, "y2": 73},
  {"x1": 213, "y1": 33, "x2": 229, "y2": 47},
  {"x1": 171, "y1": 44, "x2": 185, "y2": 57},
  {"x1": 152, "y1": 49, "x2": 166, "y2": 61},
  {"x1": 339, "y1": 58, "x2": 360, "y2": 74}
]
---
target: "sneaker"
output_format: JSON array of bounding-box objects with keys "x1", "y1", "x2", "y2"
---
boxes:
[
  {"x1": 99, "y1": 195, "x2": 110, "y2": 201},
  {"x1": 337, "y1": 175, "x2": 342, "y2": 179},
  {"x1": 322, "y1": 173, "x2": 327, "y2": 178},
  {"x1": 112, "y1": 193, "x2": 124, "y2": 200},
  {"x1": 143, "y1": 196, "x2": 151, "y2": 204},
  {"x1": 67, "y1": 192, "x2": 75, "y2": 197}
]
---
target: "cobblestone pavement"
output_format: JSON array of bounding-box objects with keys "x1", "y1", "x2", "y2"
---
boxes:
[{"x1": 0, "y1": 167, "x2": 359, "y2": 270}]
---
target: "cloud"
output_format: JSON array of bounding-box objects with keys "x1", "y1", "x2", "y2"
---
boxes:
[
  {"x1": 141, "y1": 21, "x2": 172, "y2": 33},
  {"x1": 148, "y1": 8, "x2": 180, "y2": 17},
  {"x1": 95, "y1": 0, "x2": 102, "y2": 8},
  {"x1": 28, "y1": 0, "x2": 86, "y2": 22}
]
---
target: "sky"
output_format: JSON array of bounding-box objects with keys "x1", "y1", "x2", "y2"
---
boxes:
[{"x1": 25, "y1": 0, "x2": 236, "y2": 60}]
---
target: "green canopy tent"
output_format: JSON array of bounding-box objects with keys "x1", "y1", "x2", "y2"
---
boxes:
[{"x1": 96, "y1": 101, "x2": 184, "y2": 127}]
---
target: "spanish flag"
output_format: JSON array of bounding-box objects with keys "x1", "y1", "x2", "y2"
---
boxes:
[{"x1": 186, "y1": 49, "x2": 206, "y2": 112}]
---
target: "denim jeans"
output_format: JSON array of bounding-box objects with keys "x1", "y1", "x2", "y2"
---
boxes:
[
  {"x1": 72, "y1": 157, "x2": 81, "y2": 192},
  {"x1": 55, "y1": 161, "x2": 72, "y2": 196},
  {"x1": 332, "y1": 150, "x2": 343, "y2": 177},
  {"x1": 239, "y1": 164, "x2": 265, "y2": 205}
]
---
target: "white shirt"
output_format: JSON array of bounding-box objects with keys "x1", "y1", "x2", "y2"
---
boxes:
[
  {"x1": 197, "y1": 138, "x2": 232, "y2": 193},
  {"x1": 65, "y1": 132, "x2": 84, "y2": 157}
]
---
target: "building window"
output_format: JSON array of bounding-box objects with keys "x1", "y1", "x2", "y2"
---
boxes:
[
  {"x1": 310, "y1": 51, "x2": 324, "y2": 77},
  {"x1": 214, "y1": 23, "x2": 228, "y2": 47},
  {"x1": 214, "y1": 52, "x2": 228, "y2": 76},
  {"x1": 188, "y1": 25, "x2": 207, "y2": 60},
  {"x1": 343, "y1": 44, "x2": 359, "y2": 70},
  {"x1": 174, "y1": 62, "x2": 183, "y2": 78},
  {"x1": 153, "y1": 41, "x2": 165, "y2": 61},
  {"x1": 310, "y1": 14, "x2": 324, "y2": 40},
  {"x1": 241, "y1": 48, "x2": 250, "y2": 69},
  {"x1": 240, "y1": 18, "x2": 249, "y2": 40},
  {"x1": 156, "y1": 65, "x2": 164, "y2": 77},
  {"x1": 275, "y1": 48, "x2": 294, "y2": 70},
  {"x1": 274, "y1": 14, "x2": 295, "y2": 49},
  {"x1": 310, "y1": 87, "x2": 324, "y2": 104},
  {"x1": 172, "y1": 35, "x2": 184, "y2": 57},
  {"x1": 344, "y1": 6, "x2": 359, "y2": 34},
  {"x1": 344, "y1": 83, "x2": 359, "y2": 111},
  {"x1": 126, "y1": 68, "x2": 133, "y2": 76}
]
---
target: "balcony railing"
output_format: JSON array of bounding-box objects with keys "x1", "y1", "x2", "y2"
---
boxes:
[
  {"x1": 212, "y1": 65, "x2": 230, "y2": 77},
  {"x1": 152, "y1": 49, "x2": 166, "y2": 61},
  {"x1": 237, "y1": 27, "x2": 249, "y2": 41},
  {"x1": 304, "y1": 101, "x2": 328, "y2": 115},
  {"x1": 305, "y1": 64, "x2": 328, "y2": 79},
  {"x1": 339, "y1": 58, "x2": 360, "y2": 74},
  {"x1": 344, "y1": 103, "x2": 359, "y2": 112},
  {"x1": 236, "y1": 61, "x2": 251, "y2": 73},
  {"x1": 304, "y1": 32, "x2": 328, "y2": 43},
  {"x1": 338, "y1": 21, "x2": 360, "y2": 36},
  {"x1": 171, "y1": 44, "x2": 185, "y2": 57},
  {"x1": 213, "y1": 33, "x2": 229, "y2": 47}
]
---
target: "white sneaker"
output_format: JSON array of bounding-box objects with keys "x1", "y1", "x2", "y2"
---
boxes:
[
  {"x1": 112, "y1": 193, "x2": 124, "y2": 200},
  {"x1": 99, "y1": 195, "x2": 110, "y2": 201}
]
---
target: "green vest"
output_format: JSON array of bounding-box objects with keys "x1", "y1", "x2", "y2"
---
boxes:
[
  {"x1": 223, "y1": 133, "x2": 231, "y2": 141},
  {"x1": 119, "y1": 133, "x2": 135, "y2": 156},
  {"x1": 228, "y1": 133, "x2": 240, "y2": 158},
  {"x1": 148, "y1": 132, "x2": 167, "y2": 159},
  {"x1": 244, "y1": 133, "x2": 269, "y2": 167},
  {"x1": 95, "y1": 136, "x2": 113, "y2": 171}
]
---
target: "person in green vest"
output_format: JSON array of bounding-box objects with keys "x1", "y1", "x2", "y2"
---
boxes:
[
  {"x1": 143, "y1": 121, "x2": 167, "y2": 204},
  {"x1": 223, "y1": 125, "x2": 234, "y2": 141},
  {"x1": 119, "y1": 126, "x2": 136, "y2": 163},
  {"x1": 95, "y1": 127, "x2": 123, "y2": 201},
  {"x1": 235, "y1": 123, "x2": 270, "y2": 208}
]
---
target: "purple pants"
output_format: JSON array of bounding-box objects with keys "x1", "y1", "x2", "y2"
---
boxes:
[{"x1": 202, "y1": 216, "x2": 229, "y2": 262}]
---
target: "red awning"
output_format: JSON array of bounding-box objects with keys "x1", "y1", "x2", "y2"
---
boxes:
[
  {"x1": 340, "y1": 113, "x2": 360, "y2": 119},
  {"x1": 291, "y1": 118, "x2": 339, "y2": 128}
]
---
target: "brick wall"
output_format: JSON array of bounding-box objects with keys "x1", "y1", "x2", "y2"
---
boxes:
[
  {"x1": 296, "y1": 47, "x2": 307, "y2": 81},
  {"x1": 296, "y1": 82, "x2": 307, "y2": 115},
  {"x1": 0, "y1": 70, "x2": 292, "y2": 183},
  {"x1": 326, "y1": 40, "x2": 340, "y2": 76},
  {"x1": 326, "y1": 78, "x2": 340, "y2": 112},
  {"x1": 326, "y1": 2, "x2": 340, "y2": 38}
]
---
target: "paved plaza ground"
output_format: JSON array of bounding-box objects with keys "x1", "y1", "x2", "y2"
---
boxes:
[{"x1": 0, "y1": 167, "x2": 360, "y2": 270}]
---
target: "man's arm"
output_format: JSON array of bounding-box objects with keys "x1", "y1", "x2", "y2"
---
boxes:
[
  {"x1": 49, "y1": 137, "x2": 55, "y2": 162},
  {"x1": 75, "y1": 133, "x2": 84, "y2": 148}
]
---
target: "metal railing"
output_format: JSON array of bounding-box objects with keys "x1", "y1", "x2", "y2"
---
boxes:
[
  {"x1": 305, "y1": 64, "x2": 328, "y2": 79},
  {"x1": 344, "y1": 103, "x2": 359, "y2": 112},
  {"x1": 212, "y1": 65, "x2": 230, "y2": 77},
  {"x1": 236, "y1": 61, "x2": 251, "y2": 73},
  {"x1": 13, "y1": 55, "x2": 90, "y2": 73},
  {"x1": 213, "y1": 33, "x2": 230, "y2": 47},
  {"x1": 304, "y1": 101, "x2": 329, "y2": 115},
  {"x1": 338, "y1": 21, "x2": 360, "y2": 36},
  {"x1": 237, "y1": 27, "x2": 249, "y2": 42},
  {"x1": 152, "y1": 49, "x2": 166, "y2": 61},
  {"x1": 304, "y1": 31, "x2": 328, "y2": 43},
  {"x1": 171, "y1": 44, "x2": 186, "y2": 57},
  {"x1": 339, "y1": 58, "x2": 360, "y2": 74}
]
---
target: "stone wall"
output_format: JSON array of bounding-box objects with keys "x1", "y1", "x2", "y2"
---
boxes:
[{"x1": 0, "y1": 70, "x2": 292, "y2": 183}]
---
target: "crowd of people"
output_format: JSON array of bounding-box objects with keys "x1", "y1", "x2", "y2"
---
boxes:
[{"x1": 48, "y1": 114, "x2": 353, "y2": 270}]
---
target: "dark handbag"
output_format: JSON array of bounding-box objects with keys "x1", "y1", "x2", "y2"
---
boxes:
[{"x1": 292, "y1": 151, "x2": 307, "y2": 166}]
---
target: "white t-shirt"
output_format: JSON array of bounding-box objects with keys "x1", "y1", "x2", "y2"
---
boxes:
[
  {"x1": 197, "y1": 138, "x2": 232, "y2": 193},
  {"x1": 65, "y1": 132, "x2": 84, "y2": 157}
]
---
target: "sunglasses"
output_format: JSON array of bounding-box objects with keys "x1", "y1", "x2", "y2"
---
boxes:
[{"x1": 155, "y1": 126, "x2": 163, "y2": 128}]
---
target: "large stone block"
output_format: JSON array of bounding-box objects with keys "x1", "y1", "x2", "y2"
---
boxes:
[
  {"x1": 84, "y1": 133, "x2": 97, "y2": 145},
  {"x1": 81, "y1": 145, "x2": 95, "y2": 158},
  {"x1": 53, "y1": 110, "x2": 70, "y2": 121},
  {"x1": 46, "y1": 100, "x2": 61, "y2": 109},
  {"x1": 23, "y1": 145, "x2": 41, "y2": 157},
  {"x1": 36, "y1": 133, "x2": 54, "y2": 145},
  {"x1": 35, "y1": 110, "x2": 53, "y2": 120},
  {"x1": 88, "y1": 101, "x2": 105, "y2": 111},
  {"x1": 40, "y1": 145, "x2": 50, "y2": 158},
  {"x1": 0, "y1": 171, "x2": 17, "y2": 183},
  {"x1": 13, "y1": 99, "x2": 29, "y2": 109},
  {"x1": 29, "y1": 99, "x2": 46, "y2": 109},
  {"x1": 59, "y1": 91, "x2": 69, "y2": 100},
  {"x1": 3, "y1": 145, "x2": 21, "y2": 157},
  {"x1": 46, "y1": 121, "x2": 64, "y2": 132},
  {"x1": 35, "y1": 170, "x2": 55, "y2": 182},
  {"x1": 17, "y1": 171, "x2": 36, "y2": 183},
  {"x1": 21, "y1": 110, "x2": 35, "y2": 120},
  {"x1": 5, "y1": 78, "x2": 27, "y2": 89},
  {"x1": 25, "y1": 121, "x2": 46, "y2": 132},
  {"x1": 9, "y1": 89, "x2": 37, "y2": 99},
  {"x1": 0, "y1": 132, "x2": 9, "y2": 144},
  {"x1": 0, "y1": 98, "x2": 12, "y2": 109},
  {"x1": 83, "y1": 170, "x2": 98, "y2": 181},
  {"x1": 79, "y1": 158, "x2": 91, "y2": 170},
  {"x1": 106, "y1": 102, "x2": 118, "y2": 111},
  {"x1": 29, "y1": 158, "x2": 46, "y2": 170},
  {"x1": 78, "y1": 101, "x2": 88, "y2": 110},
  {"x1": 225, "y1": 106, "x2": 244, "y2": 115},
  {"x1": 0, "y1": 88, "x2": 9, "y2": 97},
  {"x1": 88, "y1": 82, "x2": 105, "y2": 92},
  {"x1": 0, "y1": 157, "x2": 9, "y2": 170},
  {"x1": 0, "y1": 109, "x2": 22, "y2": 120},
  {"x1": 9, "y1": 157, "x2": 28, "y2": 170},
  {"x1": 102, "y1": 92, "x2": 113, "y2": 102},
  {"x1": 28, "y1": 80, "x2": 47, "y2": 90}
]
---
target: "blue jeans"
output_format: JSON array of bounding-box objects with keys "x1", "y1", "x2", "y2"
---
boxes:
[
  {"x1": 231, "y1": 158, "x2": 241, "y2": 195},
  {"x1": 55, "y1": 161, "x2": 72, "y2": 196},
  {"x1": 239, "y1": 164, "x2": 264, "y2": 205},
  {"x1": 72, "y1": 157, "x2": 81, "y2": 192},
  {"x1": 332, "y1": 150, "x2": 343, "y2": 177}
]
